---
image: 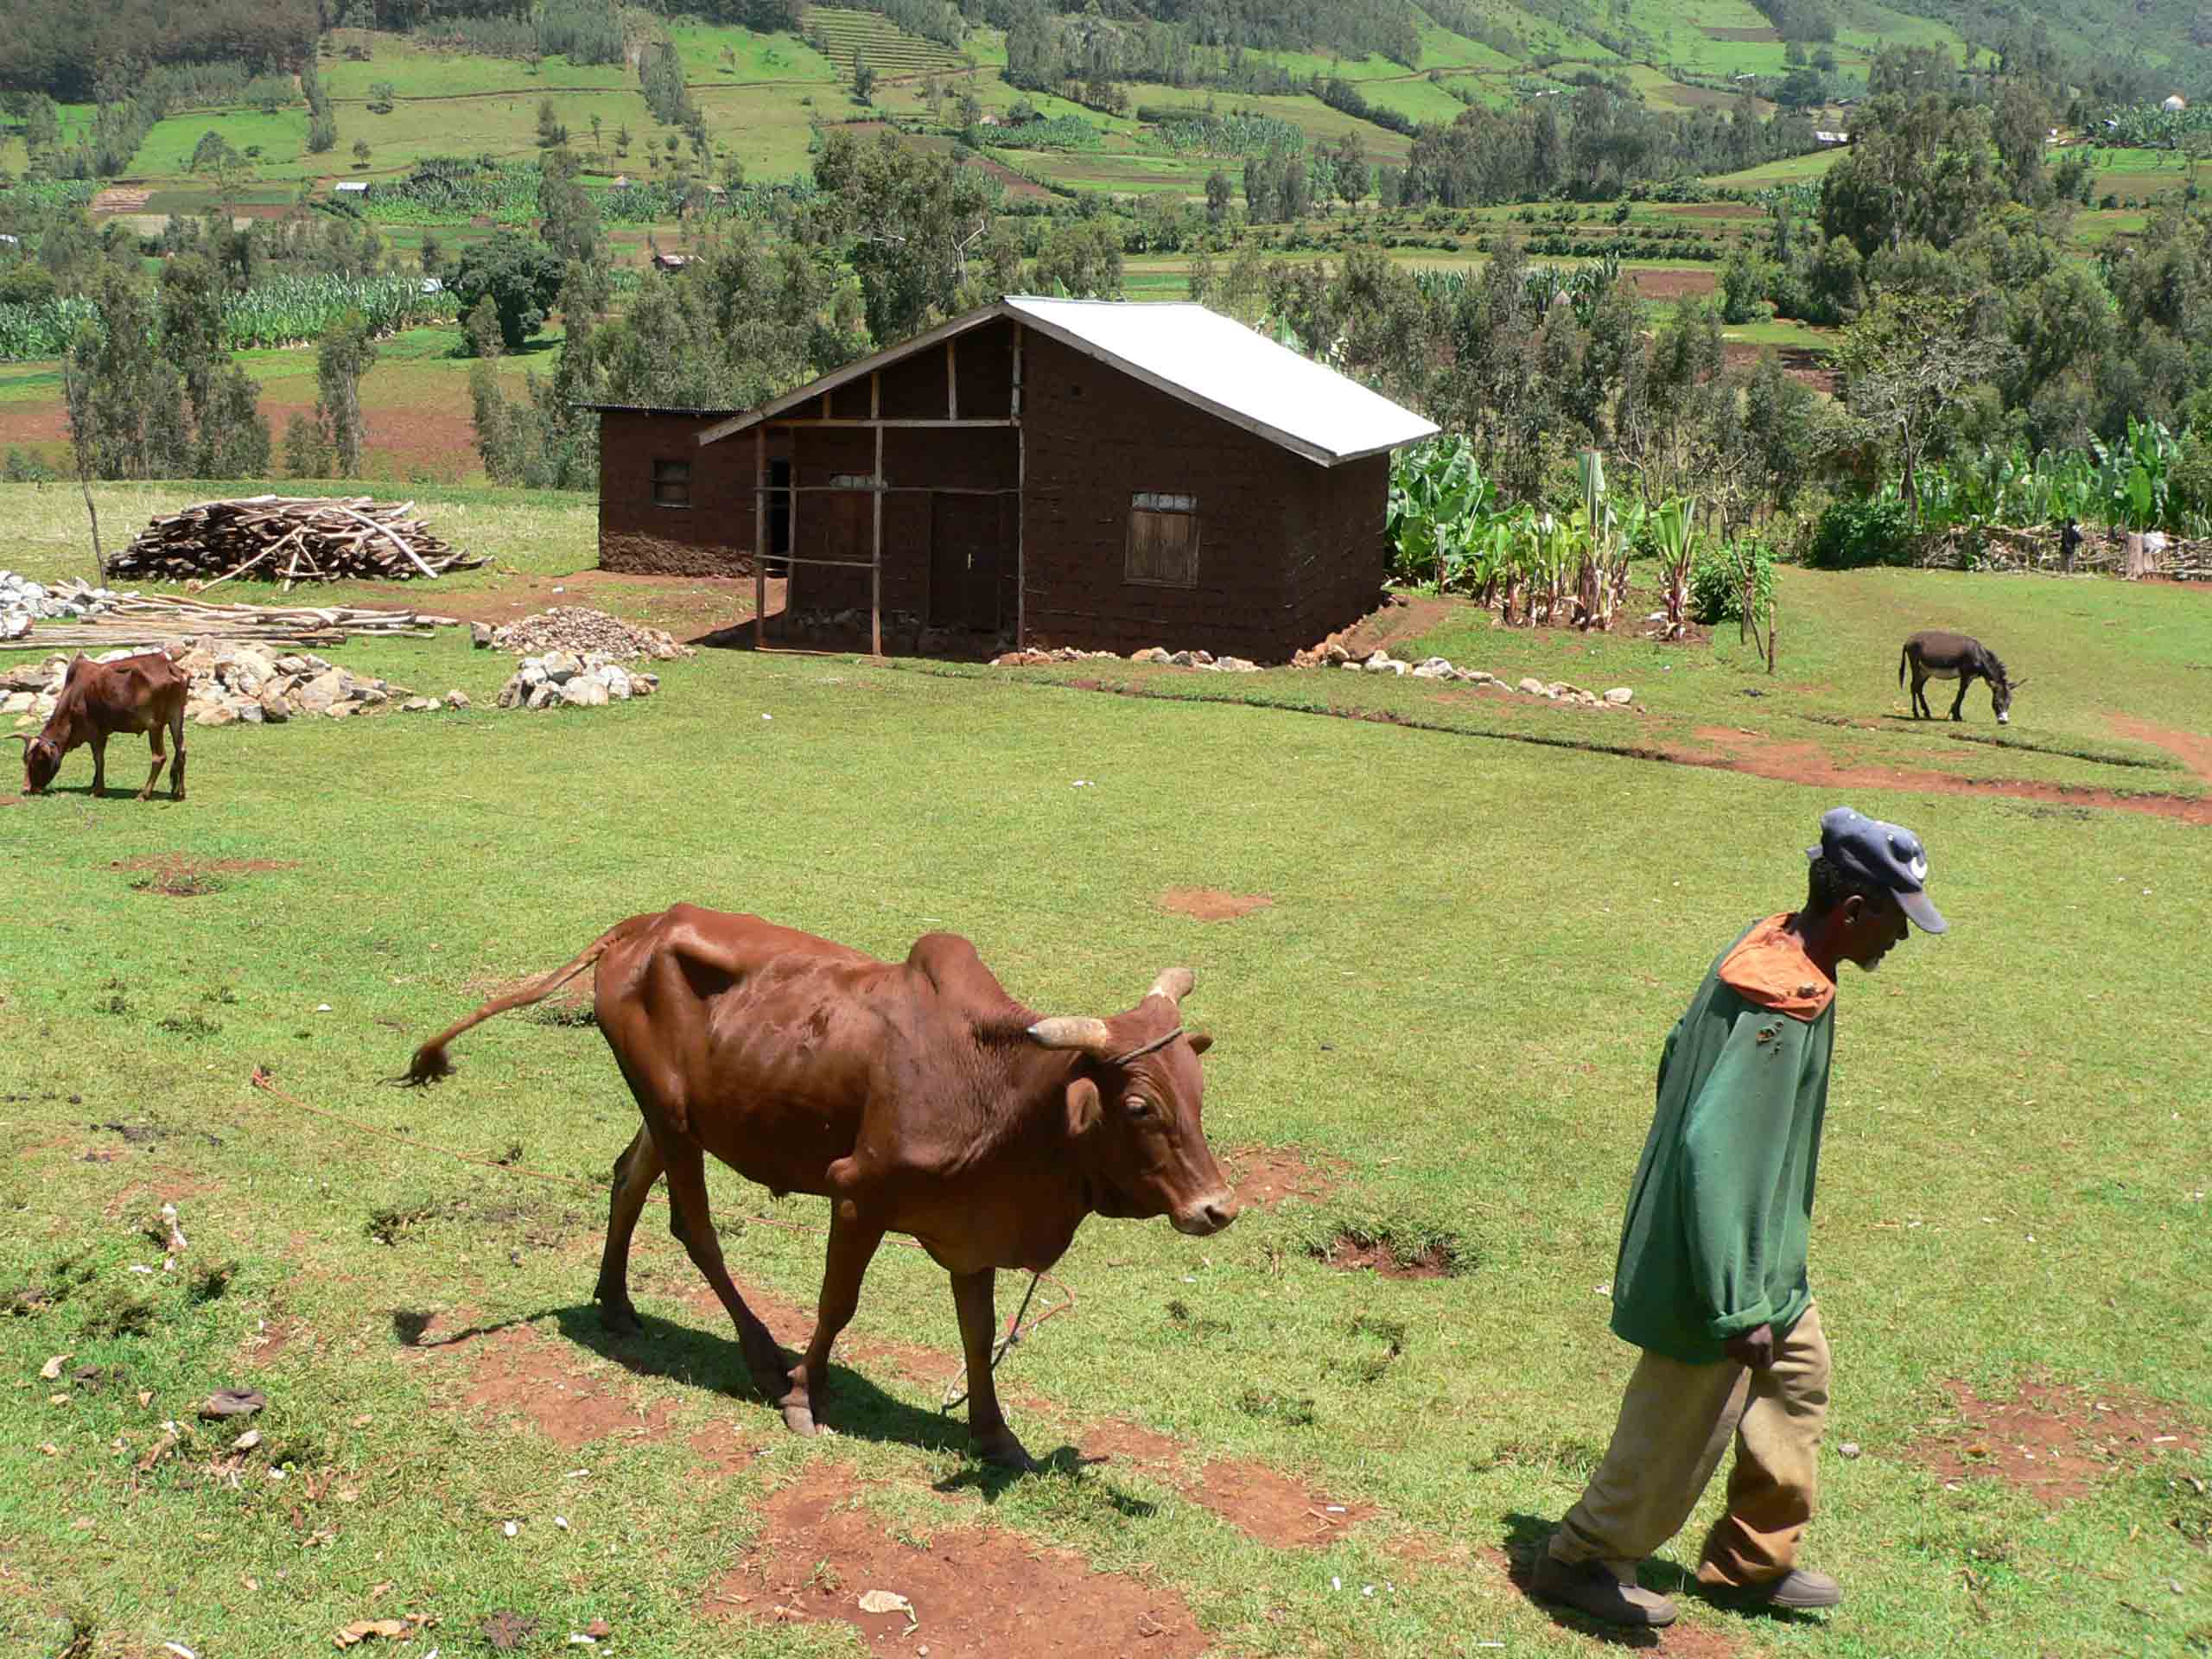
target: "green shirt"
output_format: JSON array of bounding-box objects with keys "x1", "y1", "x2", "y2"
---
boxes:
[{"x1": 1608, "y1": 914, "x2": 1836, "y2": 1365}]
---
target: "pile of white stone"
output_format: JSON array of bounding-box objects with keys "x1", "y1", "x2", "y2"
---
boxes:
[
  {"x1": 990, "y1": 645, "x2": 1263, "y2": 672},
  {"x1": 1312, "y1": 644, "x2": 1633, "y2": 707},
  {"x1": 482, "y1": 607, "x2": 690, "y2": 663},
  {"x1": 1, "y1": 572, "x2": 120, "y2": 639},
  {"x1": 496, "y1": 650, "x2": 659, "y2": 710},
  {"x1": 1, "y1": 641, "x2": 467, "y2": 729}
]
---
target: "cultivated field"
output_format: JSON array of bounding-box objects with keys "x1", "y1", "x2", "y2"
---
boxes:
[{"x1": 3, "y1": 479, "x2": 2208, "y2": 1657}]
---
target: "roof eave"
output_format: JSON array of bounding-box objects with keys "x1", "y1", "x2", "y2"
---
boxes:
[{"x1": 696, "y1": 305, "x2": 1011, "y2": 446}]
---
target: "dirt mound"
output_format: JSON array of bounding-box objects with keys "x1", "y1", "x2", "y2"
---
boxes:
[
  {"x1": 1226, "y1": 1145, "x2": 1345, "y2": 1211},
  {"x1": 1906, "y1": 1377, "x2": 2202, "y2": 1503},
  {"x1": 1157, "y1": 887, "x2": 1272, "y2": 921},
  {"x1": 709, "y1": 1475, "x2": 1209, "y2": 1656},
  {"x1": 1322, "y1": 1234, "x2": 1455, "y2": 1280},
  {"x1": 452, "y1": 1325, "x2": 676, "y2": 1448}
]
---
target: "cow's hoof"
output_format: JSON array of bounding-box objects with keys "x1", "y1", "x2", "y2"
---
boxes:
[
  {"x1": 972, "y1": 1428, "x2": 1037, "y2": 1471},
  {"x1": 599, "y1": 1300, "x2": 641, "y2": 1336},
  {"x1": 779, "y1": 1400, "x2": 819, "y2": 1437}
]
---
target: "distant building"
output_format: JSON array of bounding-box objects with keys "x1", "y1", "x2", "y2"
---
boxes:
[
  {"x1": 333, "y1": 181, "x2": 368, "y2": 195},
  {"x1": 652, "y1": 252, "x2": 694, "y2": 271},
  {"x1": 1814, "y1": 130, "x2": 1850, "y2": 145},
  {"x1": 418, "y1": 276, "x2": 444, "y2": 295},
  {"x1": 2164, "y1": 93, "x2": 2189, "y2": 112}
]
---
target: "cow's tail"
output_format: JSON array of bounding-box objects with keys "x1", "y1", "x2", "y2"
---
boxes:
[
  {"x1": 1898, "y1": 645, "x2": 1909, "y2": 689},
  {"x1": 397, "y1": 914, "x2": 654, "y2": 1086}
]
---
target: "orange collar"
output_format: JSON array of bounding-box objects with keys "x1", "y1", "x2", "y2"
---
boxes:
[{"x1": 1718, "y1": 914, "x2": 1835, "y2": 1020}]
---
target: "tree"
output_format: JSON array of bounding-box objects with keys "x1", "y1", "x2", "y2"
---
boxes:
[
  {"x1": 614, "y1": 123, "x2": 632, "y2": 155},
  {"x1": 1031, "y1": 219, "x2": 1122, "y2": 298},
  {"x1": 352, "y1": 138, "x2": 372, "y2": 167},
  {"x1": 1834, "y1": 289, "x2": 2012, "y2": 521},
  {"x1": 957, "y1": 93, "x2": 982, "y2": 129},
  {"x1": 590, "y1": 113, "x2": 604, "y2": 157},
  {"x1": 537, "y1": 148, "x2": 601, "y2": 268},
  {"x1": 1205, "y1": 167, "x2": 1234, "y2": 227},
  {"x1": 451, "y1": 232, "x2": 566, "y2": 353},
  {"x1": 64, "y1": 267, "x2": 188, "y2": 480},
  {"x1": 853, "y1": 51, "x2": 876, "y2": 104},
  {"x1": 536, "y1": 98, "x2": 569, "y2": 149},
  {"x1": 813, "y1": 131, "x2": 1000, "y2": 344},
  {"x1": 315, "y1": 309, "x2": 379, "y2": 480},
  {"x1": 308, "y1": 110, "x2": 338, "y2": 154},
  {"x1": 1333, "y1": 133, "x2": 1369, "y2": 206}
]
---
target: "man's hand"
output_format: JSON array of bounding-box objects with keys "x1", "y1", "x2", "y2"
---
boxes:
[{"x1": 1723, "y1": 1325, "x2": 1776, "y2": 1370}]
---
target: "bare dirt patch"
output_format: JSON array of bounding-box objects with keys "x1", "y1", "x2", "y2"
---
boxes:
[
  {"x1": 359, "y1": 568, "x2": 772, "y2": 639},
  {"x1": 246, "y1": 1319, "x2": 298, "y2": 1367},
  {"x1": 111, "y1": 854, "x2": 296, "y2": 897},
  {"x1": 2109, "y1": 715, "x2": 2212, "y2": 785},
  {"x1": 1630, "y1": 266, "x2": 1719, "y2": 301},
  {"x1": 1323, "y1": 1235, "x2": 1453, "y2": 1279},
  {"x1": 1905, "y1": 1377, "x2": 2202, "y2": 1504},
  {"x1": 1721, "y1": 340, "x2": 1835, "y2": 393},
  {"x1": 1224, "y1": 1144, "x2": 1344, "y2": 1211},
  {"x1": 453, "y1": 1325, "x2": 676, "y2": 1448},
  {"x1": 1310, "y1": 591, "x2": 1464, "y2": 662},
  {"x1": 1684, "y1": 725, "x2": 2212, "y2": 825},
  {"x1": 709, "y1": 1474, "x2": 1209, "y2": 1656},
  {"x1": 1075, "y1": 1421, "x2": 1372, "y2": 1549},
  {"x1": 1157, "y1": 887, "x2": 1272, "y2": 922}
]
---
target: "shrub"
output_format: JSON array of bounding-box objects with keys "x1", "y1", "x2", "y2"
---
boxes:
[
  {"x1": 1805, "y1": 493, "x2": 1919, "y2": 569},
  {"x1": 1689, "y1": 540, "x2": 1776, "y2": 625}
]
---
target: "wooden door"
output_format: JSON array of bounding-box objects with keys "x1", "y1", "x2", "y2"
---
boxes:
[{"x1": 930, "y1": 495, "x2": 1003, "y2": 632}]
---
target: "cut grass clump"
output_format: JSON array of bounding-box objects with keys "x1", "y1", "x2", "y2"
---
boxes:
[
  {"x1": 1296, "y1": 1211, "x2": 1472, "y2": 1278},
  {"x1": 79, "y1": 1281, "x2": 156, "y2": 1340},
  {"x1": 365, "y1": 1195, "x2": 447, "y2": 1246},
  {"x1": 1236, "y1": 1388, "x2": 1318, "y2": 1428}
]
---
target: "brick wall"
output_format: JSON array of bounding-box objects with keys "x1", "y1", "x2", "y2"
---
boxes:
[{"x1": 596, "y1": 410, "x2": 759, "y2": 576}]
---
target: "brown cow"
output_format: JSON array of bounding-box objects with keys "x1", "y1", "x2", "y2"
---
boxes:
[
  {"x1": 12, "y1": 652, "x2": 189, "y2": 799},
  {"x1": 403, "y1": 906, "x2": 1238, "y2": 1467}
]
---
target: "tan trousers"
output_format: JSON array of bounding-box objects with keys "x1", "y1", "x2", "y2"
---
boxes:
[{"x1": 1548, "y1": 1301, "x2": 1830, "y2": 1589}]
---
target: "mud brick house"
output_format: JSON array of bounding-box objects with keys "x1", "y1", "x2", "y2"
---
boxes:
[{"x1": 589, "y1": 297, "x2": 1436, "y2": 661}]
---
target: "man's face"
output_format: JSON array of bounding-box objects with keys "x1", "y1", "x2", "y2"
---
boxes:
[{"x1": 1838, "y1": 891, "x2": 1910, "y2": 971}]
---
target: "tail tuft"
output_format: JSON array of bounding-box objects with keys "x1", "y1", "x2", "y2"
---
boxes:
[{"x1": 396, "y1": 1042, "x2": 455, "y2": 1088}]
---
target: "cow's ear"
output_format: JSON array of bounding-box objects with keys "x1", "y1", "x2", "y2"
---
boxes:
[
  {"x1": 1065, "y1": 1077, "x2": 1102, "y2": 1137},
  {"x1": 1186, "y1": 1032, "x2": 1213, "y2": 1056}
]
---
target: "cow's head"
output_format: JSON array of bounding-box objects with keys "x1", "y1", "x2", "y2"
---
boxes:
[
  {"x1": 10, "y1": 733, "x2": 59, "y2": 794},
  {"x1": 1027, "y1": 967, "x2": 1238, "y2": 1237}
]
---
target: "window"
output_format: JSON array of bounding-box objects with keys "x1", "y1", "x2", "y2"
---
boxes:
[
  {"x1": 1126, "y1": 492, "x2": 1198, "y2": 588},
  {"x1": 652, "y1": 458, "x2": 691, "y2": 509}
]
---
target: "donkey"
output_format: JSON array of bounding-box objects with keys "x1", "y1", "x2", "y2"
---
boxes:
[{"x1": 1899, "y1": 630, "x2": 2024, "y2": 725}]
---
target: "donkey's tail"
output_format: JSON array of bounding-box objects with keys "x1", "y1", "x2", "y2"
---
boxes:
[
  {"x1": 1897, "y1": 645, "x2": 1910, "y2": 689},
  {"x1": 397, "y1": 913, "x2": 659, "y2": 1086}
]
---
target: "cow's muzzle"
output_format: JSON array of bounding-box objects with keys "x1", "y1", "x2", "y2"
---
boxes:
[{"x1": 1172, "y1": 1192, "x2": 1240, "y2": 1236}]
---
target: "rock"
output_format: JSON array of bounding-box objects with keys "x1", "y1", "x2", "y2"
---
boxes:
[
  {"x1": 443, "y1": 690, "x2": 470, "y2": 710},
  {"x1": 1410, "y1": 662, "x2": 1450, "y2": 679},
  {"x1": 558, "y1": 676, "x2": 610, "y2": 709},
  {"x1": 353, "y1": 687, "x2": 388, "y2": 707},
  {"x1": 1215, "y1": 656, "x2": 1260, "y2": 673},
  {"x1": 470, "y1": 622, "x2": 493, "y2": 648},
  {"x1": 541, "y1": 651, "x2": 583, "y2": 684},
  {"x1": 296, "y1": 671, "x2": 348, "y2": 715},
  {"x1": 0, "y1": 691, "x2": 29, "y2": 715},
  {"x1": 1517, "y1": 677, "x2": 1551, "y2": 697},
  {"x1": 325, "y1": 701, "x2": 356, "y2": 719},
  {"x1": 1192, "y1": 649, "x2": 1215, "y2": 666},
  {"x1": 275, "y1": 656, "x2": 308, "y2": 676},
  {"x1": 1130, "y1": 647, "x2": 1170, "y2": 664},
  {"x1": 257, "y1": 689, "x2": 289, "y2": 722},
  {"x1": 1419, "y1": 657, "x2": 1453, "y2": 673},
  {"x1": 1366, "y1": 658, "x2": 1407, "y2": 675},
  {"x1": 401, "y1": 697, "x2": 441, "y2": 713},
  {"x1": 2, "y1": 613, "x2": 31, "y2": 641},
  {"x1": 1320, "y1": 642, "x2": 1350, "y2": 666},
  {"x1": 1168, "y1": 650, "x2": 1197, "y2": 667},
  {"x1": 1605, "y1": 687, "x2": 1634, "y2": 705},
  {"x1": 496, "y1": 678, "x2": 523, "y2": 709},
  {"x1": 1340, "y1": 659, "x2": 1363, "y2": 671},
  {"x1": 629, "y1": 675, "x2": 655, "y2": 698},
  {"x1": 525, "y1": 682, "x2": 560, "y2": 711},
  {"x1": 194, "y1": 703, "x2": 237, "y2": 727}
]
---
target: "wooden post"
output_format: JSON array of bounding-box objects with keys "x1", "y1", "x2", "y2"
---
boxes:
[
  {"x1": 947, "y1": 336, "x2": 958, "y2": 421},
  {"x1": 1012, "y1": 322, "x2": 1025, "y2": 652},
  {"x1": 753, "y1": 424, "x2": 766, "y2": 651},
  {"x1": 786, "y1": 425, "x2": 799, "y2": 620},
  {"x1": 871, "y1": 372, "x2": 884, "y2": 658}
]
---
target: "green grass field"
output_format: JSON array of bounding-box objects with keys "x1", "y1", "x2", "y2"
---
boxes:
[{"x1": 2, "y1": 479, "x2": 2209, "y2": 1657}]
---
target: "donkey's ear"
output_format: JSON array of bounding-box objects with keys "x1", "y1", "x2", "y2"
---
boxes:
[{"x1": 2008, "y1": 677, "x2": 2028, "y2": 692}]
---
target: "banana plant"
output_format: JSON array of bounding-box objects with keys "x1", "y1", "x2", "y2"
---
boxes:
[{"x1": 1649, "y1": 495, "x2": 1700, "y2": 639}]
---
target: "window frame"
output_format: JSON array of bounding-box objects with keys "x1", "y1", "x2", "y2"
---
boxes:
[
  {"x1": 651, "y1": 457, "x2": 692, "y2": 510},
  {"x1": 1124, "y1": 491, "x2": 1199, "y2": 588}
]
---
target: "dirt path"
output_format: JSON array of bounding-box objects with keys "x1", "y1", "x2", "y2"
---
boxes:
[{"x1": 2107, "y1": 715, "x2": 2212, "y2": 786}]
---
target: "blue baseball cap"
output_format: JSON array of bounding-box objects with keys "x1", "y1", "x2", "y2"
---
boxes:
[{"x1": 1807, "y1": 806, "x2": 1948, "y2": 933}]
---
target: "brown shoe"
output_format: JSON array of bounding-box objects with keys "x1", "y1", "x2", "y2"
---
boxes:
[
  {"x1": 1704, "y1": 1567, "x2": 1843, "y2": 1611},
  {"x1": 1531, "y1": 1552, "x2": 1680, "y2": 1627}
]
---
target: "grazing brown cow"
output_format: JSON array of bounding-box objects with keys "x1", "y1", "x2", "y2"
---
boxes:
[
  {"x1": 404, "y1": 906, "x2": 1238, "y2": 1467},
  {"x1": 12, "y1": 652, "x2": 189, "y2": 799}
]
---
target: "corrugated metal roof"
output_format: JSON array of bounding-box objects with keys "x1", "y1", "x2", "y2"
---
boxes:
[
  {"x1": 1003, "y1": 296, "x2": 1437, "y2": 465},
  {"x1": 575, "y1": 403, "x2": 741, "y2": 416},
  {"x1": 695, "y1": 299, "x2": 1436, "y2": 466}
]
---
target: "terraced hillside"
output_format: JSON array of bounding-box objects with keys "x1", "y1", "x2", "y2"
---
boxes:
[{"x1": 804, "y1": 6, "x2": 972, "y2": 80}]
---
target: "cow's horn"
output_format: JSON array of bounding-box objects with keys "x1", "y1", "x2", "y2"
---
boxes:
[
  {"x1": 1147, "y1": 967, "x2": 1194, "y2": 1007},
  {"x1": 1027, "y1": 1016, "x2": 1115, "y2": 1056},
  {"x1": 6, "y1": 733, "x2": 29, "y2": 746}
]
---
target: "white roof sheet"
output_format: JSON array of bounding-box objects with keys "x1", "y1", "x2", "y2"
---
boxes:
[{"x1": 1002, "y1": 297, "x2": 1437, "y2": 465}]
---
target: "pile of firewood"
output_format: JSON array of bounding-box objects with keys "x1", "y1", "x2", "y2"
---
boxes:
[
  {"x1": 111, "y1": 496, "x2": 486, "y2": 588},
  {"x1": 19, "y1": 588, "x2": 461, "y2": 651}
]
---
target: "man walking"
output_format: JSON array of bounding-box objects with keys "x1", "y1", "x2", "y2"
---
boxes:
[{"x1": 1532, "y1": 807, "x2": 1948, "y2": 1628}]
